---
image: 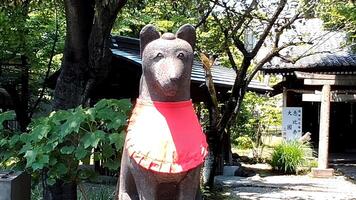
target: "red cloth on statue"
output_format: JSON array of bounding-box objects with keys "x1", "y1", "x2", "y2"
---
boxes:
[{"x1": 125, "y1": 99, "x2": 208, "y2": 173}]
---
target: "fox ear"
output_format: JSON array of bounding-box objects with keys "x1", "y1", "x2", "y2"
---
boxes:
[
  {"x1": 176, "y1": 24, "x2": 196, "y2": 50},
  {"x1": 140, "y1": 24, "x2": 160, "y2": 56}
]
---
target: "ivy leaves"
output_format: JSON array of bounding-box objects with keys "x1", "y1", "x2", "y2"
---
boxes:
[{"x1": 0, "y1": 99, "x2": 131, "y2": 184}]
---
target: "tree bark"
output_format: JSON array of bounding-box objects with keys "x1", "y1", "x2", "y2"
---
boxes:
[
  {"x1": 50, "y1": 0, "x2": 126, "y2": 199},
  {"x1": 53, "y1": 0, "x2": 95, "y2": 110},
  {"x1": 84, "y1": 0, "x2": 127, "y2": 104}
]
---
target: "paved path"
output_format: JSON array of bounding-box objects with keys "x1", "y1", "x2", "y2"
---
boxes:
[
  {"x1": 214, "y1": 174, "x2": 356, "y2": 200},
  {"x1": 334, "y1": 163, "x2": 356, "y2": 182},
  {"x1": 331, "y1": 153, "x2": 356, "y2": 182}
]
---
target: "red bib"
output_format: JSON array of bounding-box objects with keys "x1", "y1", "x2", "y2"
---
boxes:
[{"x1": 125, "y1": 99, "x2": 208, "y2": 173}]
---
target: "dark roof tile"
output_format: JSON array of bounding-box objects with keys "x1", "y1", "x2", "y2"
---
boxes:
[
  {"x1": 111, "y1": 36, "x2": 272, "y2": 92},
  {"x1": 262, "y1": 53, "x2": 356, "y2": 74}
]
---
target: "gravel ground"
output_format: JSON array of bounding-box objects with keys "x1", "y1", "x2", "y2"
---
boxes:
[{"x1": 214, "y1": 174, "x2": 356, "y2": 200}]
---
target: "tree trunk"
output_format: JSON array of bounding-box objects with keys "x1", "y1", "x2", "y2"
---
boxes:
[
  {"x1": 53, "y1": 0, "x2": 95, "y2": 110},
  {"x1": 203, "y1": 61, "x2": 250, "y2": 186},
  {"x1": 50, "y1": 2, "x2": 94, "y2": 199},
  {"x1": 84, "y1": 0, "x2": 127, "y2": 104},
  {"x1": 50, "y1": 0, "x2": 126, "y2": 199}
]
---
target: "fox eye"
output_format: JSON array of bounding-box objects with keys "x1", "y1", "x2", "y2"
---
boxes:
[
  {"x1": 177, "y1": 52, "x2": 185, "y2": 59},
  {"x1": 155, "y1": 52, "x2": 164, "y2": 58}
]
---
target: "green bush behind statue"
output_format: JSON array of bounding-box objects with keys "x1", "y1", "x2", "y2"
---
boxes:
[{"x1": 0, "y1": 99, "x2": 131, "y2": 185}]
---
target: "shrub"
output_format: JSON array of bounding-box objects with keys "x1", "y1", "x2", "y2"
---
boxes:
[
  {"x1": 236, "y1": 135, "x2": 254, "y2": 149},
  {"x1": 269, "y1": 141, "x2": 311, "y2": 174},
  {"x1": 0, "y1": 99, "x2": 131, "y2": 185}
]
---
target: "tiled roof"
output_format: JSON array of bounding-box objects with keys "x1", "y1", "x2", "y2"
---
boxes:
[
  {"x1": 262, "y1": 53, "x2": 356, "y2": 75},
  {"x1": 111, "y1": 36, "x2": 272, "y2": 92}
]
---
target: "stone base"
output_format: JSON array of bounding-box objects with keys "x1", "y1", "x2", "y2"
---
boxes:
[
  {"x1": 311, "y1": 168, "x2": 334, "y2": 178},
  {"x1": 223, "y1": 166, "x2": 240, "y2": 176}
]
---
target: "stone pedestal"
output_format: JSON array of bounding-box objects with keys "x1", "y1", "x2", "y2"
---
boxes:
[
  {"x1": 0, "y1": 171, "x2": 31, "y2": 200},
  {"x1": 311, "y1": 168, "x2": 334, "y2": 178}
]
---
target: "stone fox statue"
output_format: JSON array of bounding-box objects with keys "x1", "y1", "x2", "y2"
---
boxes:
[{"x1": 116, "y1": 24, "x2": 208, "y2": 200}]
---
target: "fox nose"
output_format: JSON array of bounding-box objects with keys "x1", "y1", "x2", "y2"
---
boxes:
[{"x1": 162, "y1": 58, "x2": 183, "y2": 80}]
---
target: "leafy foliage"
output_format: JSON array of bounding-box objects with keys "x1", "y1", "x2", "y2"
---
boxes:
[
  {"x1": 0, "y1": 1, "x2": 65, "y2": 117},
  {"x1": 0, "y1": 99, "x2": 131, "y2": 184},
  {"x1": 317, "y1": 0, "x2": 356, "y2": 51},
  {"x1": 231, "y1": 92, "x2": 281, "y2": 144},
  {"x1": 269, "y1": 141, "x2": 311, "y2": 174},
  {"x1": 235, "y1": 135, "x2": 254, "y2": 150},
  {"x1": 113, "y1": 0, "x2": 210, "y2": 37}
]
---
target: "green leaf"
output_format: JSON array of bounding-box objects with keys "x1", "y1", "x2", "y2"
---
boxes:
[
  {"x1": 19, "y1": 133, "x2": 30, "y2": 143},
  {"x1": 112, "y1": 99, "x2": 132, "y2": 113},
  {"x1": 94, "y1": 130, "x2": 106, "y2": 139},
  {"x1": 85, "y1": 108, "x2": 96, "y2": 122},
  {"x1": 102, "y1": 159, "x2": 119, "y2": 170},
  {"x1": 81, "y1": 130, "x2": 105, "y2": 148},
  {"x1": 75, "y1": 146, "x2": 88, "y2": 160},
  {"x1": 96, "y1": 107, "x2": 117, "y2": 121},
  {"x1": 0, "y1": 111, "x2": 16, "y2": 129},
  {"x1": 47, "y1": 177, "x2": 56, "y2": 186},
  {"x1": 0, "y1": 138, "x2": 7, "y2": 147},
  {"x1": 102, "y1": 144, "x2": 114, "y2": 158},
  {"x1": 53, "y1": 163, "x2": 68, "y2": 175},
  {"x1": 93, "y1": 99, "x2": 109, "y2": 110},
  {"x1": 42, "y1": 141, "x2": 59, "y2": 153},
  {"x1": 49, "y1": 110, "x2": 71, "y2": 125},
  {"x1": 107, "y1": 113, "x2": 126, "y2": 130},
  {"x1": 109, "y1": 132, "x2": 125, "y2": 149},
  {"x1": 19, "y1": 143, "x2": 33, "y2": 154},
  {"x1": 8, "y1": 134, "x2": 20, "y2": 147},
  {"x1": 60, "y1": 146, "x2": 75, "y2": 154},
  {"x1": 32, "y1": 154, "x2": 49, "y2": 171},
  {"x1": 30, "y1": 123, "x2": 51, "y2": 141},
  {"x1": 24, "y1": 150, "x2": 37, "y2": 168},
  {"x1": 49, "y1": 157, "x2": 58, "y2": 166},
  {"x1": 60, "y1": 107, "x2": 87, "y2": 137}
]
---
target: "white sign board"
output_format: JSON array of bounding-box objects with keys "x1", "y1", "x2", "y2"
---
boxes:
[{"x1": 282, "y1": 107, "x2": 302, "y2": 140}]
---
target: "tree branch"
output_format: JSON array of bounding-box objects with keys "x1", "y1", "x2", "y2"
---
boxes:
[
  {"x1": 29, "y1": 0, "x2": 59, "y2": 118},
  {"x1": 231, "y1": 0, "x2": 258, "y2": 36},
  {"x1": 274, "y1": 12, "x2": 302, "y2": 48},
  {"x1": 247, "y1": 37, "x2": 318, "y2": 92},
  {"x1": 200, "y1": 53, "x2": 220, "y2": 116},
  {"x1": 248, "y1": 51, "x2": 278, "y2": 84},
  {"x1": 237, "y1": 17, "x2": 253, "y2": 38},
  {"x1": 251, "y1": 0, "x2": 287, "y2": 57},
  {"x1": 195, "y1": 0, "x2": 218, "y2": 29},
  {"x1": 212, "y1": 13, "x2": 238, "y2": 71},
  {"x1": 232, "y1": 36, "x2": 248, "y2": 56}
]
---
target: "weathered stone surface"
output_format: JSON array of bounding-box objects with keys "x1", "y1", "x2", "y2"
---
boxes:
[
  {"x1": 117, "y1": 24, "x2": 202, "y2": 200},
  {"x1": 311, "y1": 168, "x2": 334, "y2": 178},
  {"x1": 0, "y1": 171, "x2": 31, "y2": 200},
  {"x1": 214, "y1": 174, "x2": 356, "y2": 199}
]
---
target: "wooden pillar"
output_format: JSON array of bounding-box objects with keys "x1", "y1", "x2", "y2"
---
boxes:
[
  {"x1": 312, "y1": 84, "x2": 334, "y2": 177},
  {"x1": 318, "y1": 84, "x2": 330, "y2": 169},
  {"x1": 282, "y1": 87, "x2": 287, "y2": 107}
]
